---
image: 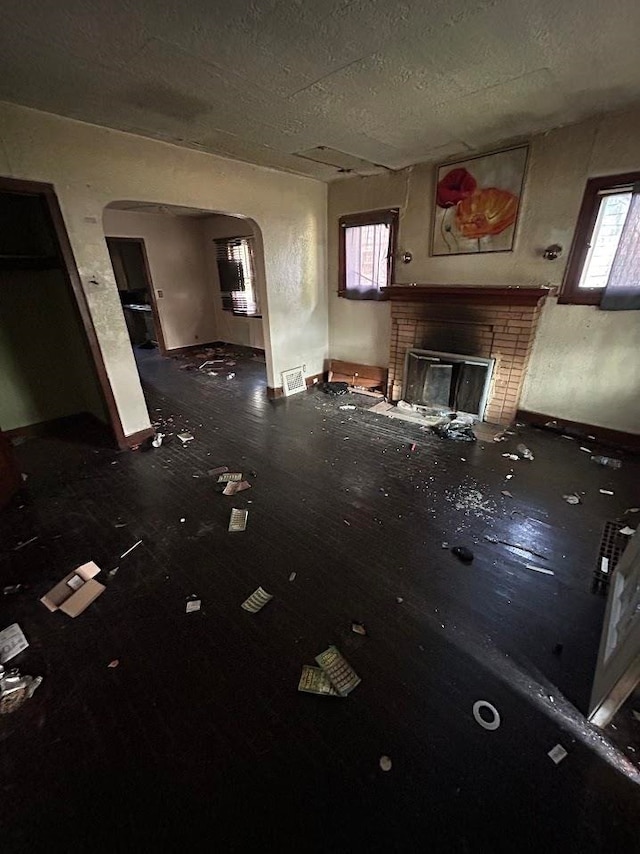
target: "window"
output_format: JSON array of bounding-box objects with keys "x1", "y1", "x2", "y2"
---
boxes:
[
  {"x1": 214, "y1": 236, "x2": 260, "y2": 317},
  {"x1": 560, "y1": 173, "x2": 640, "y2": 308},
  {"x1": 338, "y1": 209, "x2": 398, "y2": 300}
]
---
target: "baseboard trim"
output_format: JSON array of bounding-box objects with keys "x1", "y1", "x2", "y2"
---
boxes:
[
  {"x1": 517, "y1": 409, "x2": 640, "y2": 453},
  {"x1": 165, "y1": 341, "x2": 222, "y2": 356},
  {"x1": 267, "y1": 372, "x2": 324, "y2": 399},
  {"x1": 122, "y1": 427, "x2": 156, "y2": 449}
]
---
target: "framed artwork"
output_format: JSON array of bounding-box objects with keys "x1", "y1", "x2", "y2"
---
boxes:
[{"x1": 431, "y1": 145, "x2": 529, "y2": 256}]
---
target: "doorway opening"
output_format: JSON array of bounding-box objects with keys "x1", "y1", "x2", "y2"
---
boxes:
[
  {"x1": 102, "y1": 202, "x2": 269, "y2": 404},
  {"x1": 0, "y1": 177, "x2": 118, "y2": 458},
  {"x1": 106, "y1": 237, "x2": 165, "y2": 353}
]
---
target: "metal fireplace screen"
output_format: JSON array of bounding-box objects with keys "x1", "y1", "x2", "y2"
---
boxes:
[{"x1": 404, "y1": 349, "x2": 495, "y2": 418}]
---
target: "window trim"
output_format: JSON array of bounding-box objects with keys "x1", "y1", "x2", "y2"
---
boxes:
[
  {"x1": 560, "y1": 172, "x2": 640, "y2": 306},
  {"x1": 338, "y1": 208, "x2": 399, "y2": 300}
]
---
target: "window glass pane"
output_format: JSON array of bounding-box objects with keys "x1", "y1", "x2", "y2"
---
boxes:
[
  {"x1": 345, "y1": 223, "x2": 390, "y2": 295},
  {"x1": 579, "y1": 192, "x2": 632, "y2": 289}
]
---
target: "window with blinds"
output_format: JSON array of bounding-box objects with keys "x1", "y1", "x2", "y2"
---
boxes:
[{"x1": 214, "y1": 237, "x2": 260, "y2": 317}]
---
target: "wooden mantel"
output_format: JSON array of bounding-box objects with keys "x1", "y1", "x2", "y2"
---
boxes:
[{"x1": 384, "y1": 285, "x2": 552, "y2": 306}]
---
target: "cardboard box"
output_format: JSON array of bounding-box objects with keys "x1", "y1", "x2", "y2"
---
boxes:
[{"x1": 40, "y1": 561, "x2": 105, "y2": 617}]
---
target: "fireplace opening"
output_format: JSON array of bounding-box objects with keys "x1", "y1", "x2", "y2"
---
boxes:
[{"x1": 404, "y1": 349, "x2": 495, "y2": 419}]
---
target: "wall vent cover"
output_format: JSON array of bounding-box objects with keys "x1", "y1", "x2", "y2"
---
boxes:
[{"x1": 282, "y1": 367, "x2": 306, "y2": 396}]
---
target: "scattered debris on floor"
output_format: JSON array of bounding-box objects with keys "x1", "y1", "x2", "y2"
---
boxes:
[
  {"x1": 379, "y1": 755, "x2": 393, "y2": 772},
  {"x1": 312, "y1": 646, "x2": 361, "y2": 696},
  {"x1": 524, "y1": 563, "x2": 555, "y2": 576},
  {"x1": 208, "y1": 466, "x2": 229, "y2": 477},
  {"x1": 298, "y1": 665, "x2": 339, "y2": 696},
  {"x1": 579, "y1": 447, "x2": 593, "y2": 454},
  {"x1": 0, "y1": 623, "x2": 29, "y2": 664},
  {"x1": 451, "y1": 546, "x2": 474, "y2": 564},
  {"x1": 396, "y1": 596, "x2": 404, "y2": 603},
  {"x1": 548, "y1": 744, "x2": 568, "y2": 765},
  {"x1": 516, "y1": 444, "x2": 534, "y2": 460},
  {"x1": 591, "y1": 455, "x2": 622, "y2": 469},
  {"x1": 447, "y1": 484, "x2": 497, "y2": 520},
  {"x1": 619, "y1": 526, "x2": 636, "y2": 536},
  {"x1": 502, "y1": 453, "x2": 519, "y2": 461},
  {"x1": 120, "y1": 540, "x2": 142, "y2": 559},
  {"x1": 563, "y1": 493, "x2": 581, "y2": 505},
  {"x1": 351, "y1": 622, "x2": 367, "y2": 636},
  {"x1": 241, "y1": 586, "x2": 273, "y2": 613},
  {"x1": 12, "y1": 536, "x2": 38, "y2": 551},
  {"x1": 151, "y1": 433, "x2": 164, "y2": 448},
  {"x1": 0, "y1": 665, "x2": 42, "y2": 714},
  {"x1": 227, "y1": 373, "x2": 235, "y2": 380},
  {"x1": 222, "y1": 480, "x2": 252, "y2": 496},
  {"x1": 107, "y1": 659, "x2": 119, "y2": 668},
  {"x1": 229, "y1": 508, "x2": 248, "y2": 532},
  {"x1": 108, "y1": 567, "x2": 119, "y2": 578},
  {"x1": 218, "y1": 472, "x2": 243, "y2": 483},
  {"x1": 339, "y1": 404, "x2": 356, "y2": 410},
  {"x1": 433, "y1": 415, "x2": 476, "y2": 442},
  {"x1": 186, "y1": 599, "x2": 201, "y2": 613},
  {"x1": 3, "y1": 584, "x2": 27, "y2": 596},
  {"x1": 41, "y1": 561, "x2": 105, "y2": 618},
  {"x1": 501, "y1": 490, "x2": 513, "y2": 498},
  {"x1": 322, "y1": 381, "x2": 349, "y2": 396},
  {"x1": 178, "y1": 431, "x2": 195, "y2": 444},
  {"x1": 289, "y1": 572, "x2": 297, "y2": 582},
  {"x1": 472, "y1": 700, "x2": 501, "y2": 730},
  {"x1": 599, "y1": 489, "x2": 614, "y2": 496}
]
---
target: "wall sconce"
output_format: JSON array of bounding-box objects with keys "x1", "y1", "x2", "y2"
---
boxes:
[
  {"x1": 542, "y1": 244, "x2": 562, "y2": 261},
  {"x1": 401, "y1": 251, "x2": 412, "y2": 264}
]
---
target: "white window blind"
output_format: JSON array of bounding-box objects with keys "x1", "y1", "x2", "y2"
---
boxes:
[{"x1": 214, "y1": 237, "x2": 260, "y2": 317}]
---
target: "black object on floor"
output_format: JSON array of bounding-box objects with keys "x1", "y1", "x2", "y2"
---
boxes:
[{"x1": 451, "y1": 546, "x2": 475, "y2": 563}]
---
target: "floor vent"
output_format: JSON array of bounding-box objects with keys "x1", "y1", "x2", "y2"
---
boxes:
[
  {"x1": 593, "y1": 521, "x2": 629, "y2": 595},
  {"x1": 281, "y1": 366, "x2": 306, "y2": 397}
]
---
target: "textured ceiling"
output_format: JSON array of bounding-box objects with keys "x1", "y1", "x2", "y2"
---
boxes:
[{"x1": 2, "y1": 0, "x2": 640, "y2": 180}]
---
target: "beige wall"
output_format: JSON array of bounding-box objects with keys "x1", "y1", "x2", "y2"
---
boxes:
[
  {"x1": 0, "y1": 102, "x2": 328, "y2": 437},
  {"x1": 328, "y1": 107, "x2": 640, "y2": 433},
  {"x1": 0, "y1": 269, "x2": 105, "y2": 431},
  {"x1": 103, "y1": 209, "x2": 217, "y2": 351},
  {"x1": 201, "y1": 215, "x2": 265, "y2": 350}
]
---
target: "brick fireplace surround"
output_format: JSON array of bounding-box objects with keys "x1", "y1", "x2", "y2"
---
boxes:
[{"x1": 386, "y1": 285, "x2": 551, "y2": 425}]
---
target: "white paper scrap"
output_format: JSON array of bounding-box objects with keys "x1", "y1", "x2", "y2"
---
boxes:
[
  {"x1": 599, "y1": 489, "x2": 614, "y2": 496},
  {"x1": 525, "y1": 564, "x2": 555, "y2": 576},
  {"x1": 0, "y1": 623, "x2": 29, "y2": 663},
  {"x1": 186, "y1": 599, "x2": 201, "y2": 613},
  {"x1": 600, "y1": 557, "x2": 610, "y2": 575},
  {"x1": 548, "y1": 744, "x2": 568, "y2": 765},
  {"x1": 619, "y1": 526, "x2": 636, "y2": 536}
]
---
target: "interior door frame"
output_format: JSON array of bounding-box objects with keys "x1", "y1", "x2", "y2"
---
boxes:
[
  {"x1": 0, "y1": 175, "x2": 131, "y2": 448},
  {"x1": 105, "y1": 236, "x2": 167, "y2": 355}
]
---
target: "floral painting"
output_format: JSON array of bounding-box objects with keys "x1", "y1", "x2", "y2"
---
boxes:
[{"x1": 431, "y1": 145, "x2": 528, "y2": 255}]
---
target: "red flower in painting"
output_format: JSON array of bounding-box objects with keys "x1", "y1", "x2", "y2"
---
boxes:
[{"x1": 436, "y1": 168, "x2": 477, "y2": 208}]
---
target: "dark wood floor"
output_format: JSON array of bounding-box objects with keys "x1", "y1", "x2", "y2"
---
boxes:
[{"x1": 1, "y1": 345, "x2": 639, "y2": 852}]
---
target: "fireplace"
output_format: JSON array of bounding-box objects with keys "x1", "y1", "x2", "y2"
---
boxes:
[
  {"x1": 385, "y1": 285, "x2": 550, "y2": 424},
  {"x1": 404, "y1": 349, "x2": 494, "y2": 418}
]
